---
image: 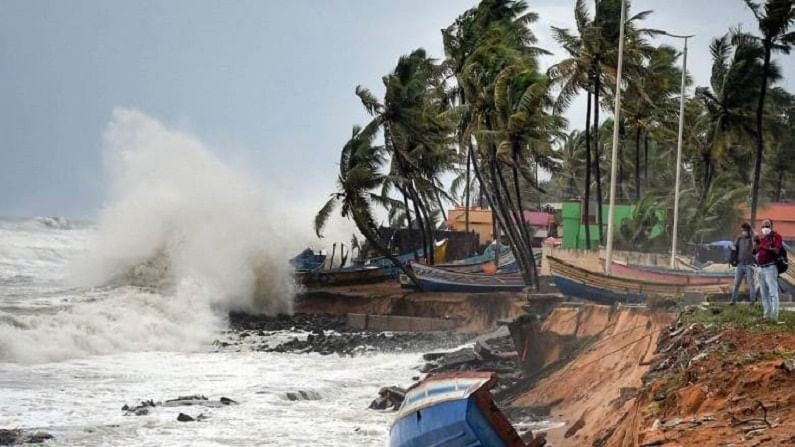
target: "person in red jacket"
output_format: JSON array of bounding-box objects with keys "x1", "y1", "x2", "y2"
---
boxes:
[{"x1": 757, "y1": 219, "x2": 783, "y2": 321}]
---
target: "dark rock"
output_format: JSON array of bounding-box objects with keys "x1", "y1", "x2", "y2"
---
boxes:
[
  {"x1": 780, "y1": 358, "x2": 795, "y2": 373},
  {"x1": 285, "y1": 390, "x2": 321, "y2": 401},
  {"x1": 177, "y1": 413, "x2": 194, "y2": 422},
  {"x1": 220, "y1": 397, "x2": 238, "y2": 405},
  {"x1": 1, "y1": 429, "x2": 56, "y2": 445},
  {"x1": 368, "y1": 397, "x2": 388, "y2": 410},
  {"x1": 0, "y1": 429, "x2": 22, "y2": 445},
  {"x1": 25, "y1": 432, "x2": 54, "y2": 444},
  {"x1": 369, "y1": 386, "x2": 406, "y2": 411},
  {"x1": 134, "y1": 407, "x2": 150, "y2": 416}
]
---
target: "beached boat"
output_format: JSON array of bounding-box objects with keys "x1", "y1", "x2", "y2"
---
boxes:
[
  {"x1": 368, "y1": 239, "x2": 449, "y2": 278},
  {"x1": 295, "y1": 265, "x2": 392, "y2": 287},
  {"x1": 548, "y1": 256, "x2": 732, "y2": 304},
  {"x1": 406, "y1": 263, "x2": 526, "y2": 293},
  {"x1": 609, "y1": 261, "x2": 734, "y2": 286},
  {"x1": 389, "y1": 372, "x2": 526, "y2": 447},
  {"x1": 437, "y1": 253, "x2": 518, "y2": 274}
]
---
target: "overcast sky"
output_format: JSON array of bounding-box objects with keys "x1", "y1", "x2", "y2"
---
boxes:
[{"x1": 1, "y1": 0, "x2": 793, "y2": 219}]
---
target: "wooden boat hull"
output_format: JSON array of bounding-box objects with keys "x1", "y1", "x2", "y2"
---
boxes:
[
  {"x1": 389, "y1": 372, "x2": 526, "y2": 447},
  {"x1": 610, "y1": 262, "x2": 734, "y2": 286},
  {"x1": 549, "y1": 256, "x2": 732, "y2": 303},
  {"x1": 296, "y1": 266, "x2": 392, "y2": 288},
  {"x1": 407, "y1": 264, "x2": 526, "y2": 293}
]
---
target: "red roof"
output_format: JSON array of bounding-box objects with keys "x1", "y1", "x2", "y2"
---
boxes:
[
  {"x1": 522, "y1": 211, "x2": 554, "y2": 227},
  {"x1": 743, "y1": 203, "x2": 795, "y2": 239}
]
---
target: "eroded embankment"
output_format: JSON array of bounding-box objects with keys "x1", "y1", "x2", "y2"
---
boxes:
[
  {"x1": 295, "y1": 282, "x2": 529, "y2": 333},
  {"x1": 506, "y1": 304, "x2": 675, "y2": 446},
  {"x1": 595, "y1": 307, "x2": 795, "y2": 447}
]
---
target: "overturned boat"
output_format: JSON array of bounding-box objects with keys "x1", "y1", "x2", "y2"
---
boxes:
[{"x1": 389, "y1": 372, "x2": 526, "y2": 447}]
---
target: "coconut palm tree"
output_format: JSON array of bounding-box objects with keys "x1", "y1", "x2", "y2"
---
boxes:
[
  {"x1": 742, "y1": 0, "x2": 795, "y2": 225},
  {"x1": 314, "y1": 124, "x2": 418, "y2": 284},
  {"x1": 550, "y1": 0, "x2": 659, "y2": 245},
  {"x1": 356, "y1": 49, "x2": 456, "y2": 264},
  {"x1": 696, "y1": 32, "x2": 777, "y2": 204},
  {"x1": 442, "y1": 0, "x2": 548, "y2": 286}
]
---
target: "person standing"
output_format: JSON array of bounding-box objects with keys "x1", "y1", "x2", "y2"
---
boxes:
[
  {"x1": 757, "y1": 219, "x2": 783, "y2": 321},
  {"x1": 730, "y1": 222, "x2": 757, "y2": 304}
]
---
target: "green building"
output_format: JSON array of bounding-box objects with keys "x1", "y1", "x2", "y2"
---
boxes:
[{"x1": 560, "y1": 201, "x2": 664, "y2": 250}]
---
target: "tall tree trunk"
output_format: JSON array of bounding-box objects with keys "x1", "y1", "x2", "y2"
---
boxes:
[
  {"x1": 435, "y1": 189, "x2": 447, "y2": 223},
  {"x1": 776, "y1": 170, "x2": 784, "y2": 202},
  {"x1": 401, "y1": 189, "x2": 419, "y2": 260},
  {"x1": 513, "y1": 154, "x2": 539, "y2": 289},
  {"x1": 619, "y1": 118, "x2": 626, "y2": 196},
  {"x1": 417, "y1": 192, "x2": 436, "y2": 265},
  {"x1": 644, "y1": 134, "x2": 649, "y2": 186},
  {"x1": 330, "y1": 243, "x2": 336, "y2": 270},
  {"x1": 635, "y1": 125, "x2": 641, "y2": 201},
  {"x1": 468, "y1": 143, "x2": 535, "y2": 285},
  {"x1": 751, "y1": 45, "x2": 772, "y2": 227},
  {"x1": 465, "y1": 145, "x2": 471, "y2": 234},
  {"x1": 593, "y1": 67, "x2": 604, "y2": 245},
  {"x1": 409, "y1": 188, "x2": 428, "y2": 264},
  {"x1": 351, "y1": 208, "x2": 419, "y2": 285},
  {"x1": 584, "y1": 90, "x2": 593, "y2": 250}
]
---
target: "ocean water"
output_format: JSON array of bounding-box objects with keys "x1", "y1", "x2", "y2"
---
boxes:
[
  {"x1": 0, "y1": 110, "x2": 421, "y2": 446},
  {"x1": 0, "y1": 217, "x2": 420, "y2": 446}
]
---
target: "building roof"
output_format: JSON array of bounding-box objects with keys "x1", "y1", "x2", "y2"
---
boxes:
[
  {"x1": 744, "y1": 202, "x2": 795, "y2": 239},
  {"x1": 522, "y1": 211, "x2": 554, "y2": 227}
]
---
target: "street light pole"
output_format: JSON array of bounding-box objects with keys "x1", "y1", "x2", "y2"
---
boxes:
[
  {"x1": 604, "y1": 0, "x2": 627, "y2": 276},
  {"x1": 668, "y1": 32, "x2": 694, "y2": 269}
]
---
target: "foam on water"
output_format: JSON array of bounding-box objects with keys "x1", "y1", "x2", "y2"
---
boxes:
[
  {"x1": 0, "y1": 109, "x2": 309, "y2": 363},
  {"x1": 0, "y1": 109, "x2": 416, "y2": 446}
]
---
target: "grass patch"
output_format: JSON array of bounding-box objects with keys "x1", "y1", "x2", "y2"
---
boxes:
[{"x1": 681, "y1": 304, "x2": 795, "y2": 333}]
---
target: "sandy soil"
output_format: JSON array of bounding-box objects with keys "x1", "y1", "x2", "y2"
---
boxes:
[
  {"x1": 602, "y1": 325, "x2": 795, "y2": 447},
  {"x1": 508, "y1": 305, "x2": 674, "y2": 446}
]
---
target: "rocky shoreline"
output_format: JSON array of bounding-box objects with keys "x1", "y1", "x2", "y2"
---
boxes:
[
  {"x1": 223, "y1": 311, "x2": 547, "y2": 442},
  {"x1": 223, "y1": 312, "x2": 472, "y2": 355}
]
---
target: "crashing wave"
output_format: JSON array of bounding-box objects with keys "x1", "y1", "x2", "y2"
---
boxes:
[{"x1": 34, "y1": 216, "x2": 73, "y2": 229}]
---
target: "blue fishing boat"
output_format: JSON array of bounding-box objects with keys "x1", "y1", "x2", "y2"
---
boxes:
[{"x1": 389, "y1": 372, "x2": 526, "y2": 447}]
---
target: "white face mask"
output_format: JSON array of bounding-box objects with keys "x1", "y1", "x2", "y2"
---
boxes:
[
  {"x1": 742, "y1": 231, "x2": 749, "y2": 237},
  {"x1": 762, "y1": 227, "x2": 772, "y2": 236}
]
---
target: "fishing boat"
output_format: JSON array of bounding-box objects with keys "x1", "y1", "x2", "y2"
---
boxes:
[
  {"x1": 295, "y1": 265, "x2": 392, "y2": 288},
  {"x1": 437, "y1": 253, "x2": 518, "y2": 274},
  {"x1": 389, "y1": 372, "x2": 526, "y2": 447},
  {"x1": 548, "y1": 256, "x2": 732, "y2": 304},
  {"x1": 405, "y1": 263, "x2": 526, "y2": 293},
  {"x1": 609, "y1": 261, "x2": 734, "y2": 286}
]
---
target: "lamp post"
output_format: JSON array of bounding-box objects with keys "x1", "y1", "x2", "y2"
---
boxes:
[
  {"x1": 666, "y1": 32, "x2": 694, "y2": 269},
  {"x1": 604, "y1": 0, "x2": 627, "y2": 276}
]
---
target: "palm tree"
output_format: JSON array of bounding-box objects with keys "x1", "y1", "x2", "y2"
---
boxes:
[
  {"x1": 553, "y1": 130, "x2": 587, "y2": 200},
  {"x1": 549, "y1": 0, "x2": 597, "y2": 248},
  {"x1": 314, "y1": 124, "x2": 418, "y2": 284},
  {"x1": 742, "y1": 0, "x2": 795, "y2": 226},
  {"x1": 696, "y1": 32, "x2": 776, "y2": 205},
  {"x1": 550, "y1": 0, "x2": 658, "y2": 245},
  {"x1": 356, "y1": 49, "x2": 456, "y2": 265},
  {"x1": 442, "y1": 0, "x2": 548, "y2": 286},
  {"x1": 622, "y1": 45, "x2": 682, "y2": 201}
]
